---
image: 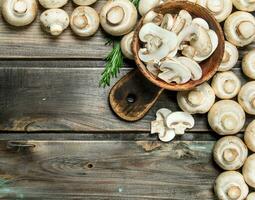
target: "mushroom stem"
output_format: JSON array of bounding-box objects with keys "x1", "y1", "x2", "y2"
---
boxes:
[
  {"x1": 50, "y1": 24, "x2": 63, "y2": 36},
  {"x1": 106, "y1": 6, "x2": 124, "y2": 25},
  {"x1": 73, "y1": 15, "x2": 88, "y2": 29},
  {"x1": 237, "y1": 21, "x2": 255, "y2": 39},
  {"x1": 227, "y1": 186, "x2": 241, "y2": 200},
  {"x1": 223, "y1": 148, "x2": 238, "y2": 162},
  {"x1": 222, "y1": 51, "x2": 230, "y2": 63},
  {"x1": 222, "y1": 115, "x2": 237, "y2": 131},
  {"x1": 224, "y1": 80, "x2": 236, "y2": 94},
  {"x1": 187, "y1": 90, "x2": 203, "y2": 106},
  {"x1": 14, "y1": 0, "x2": 27, "y2": 14}
]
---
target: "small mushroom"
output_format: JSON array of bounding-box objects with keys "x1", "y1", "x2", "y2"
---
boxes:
[
  {"x1": 143, "y1": 10, "x2": 163, "y2": 25},
  {"x1": 213, "y1": 136, "x2": 248, "y2": 170},
  {"x1": 120, "y1": 31, "x2": 134, "y2": 60},
  {"x1": 242, "y1": 154, "x2": 255, "y2": 188},
  {"x1": 72, "y1": 0, "x2": 98, "y2": 6},
  {"x1": 208, "y1": 100, "x2": 245, "y2": 135},
  {"x1": 224, "y1": 11, "x2": 255, "y2": 47},
  {"x1": 211, "y1": 71, "x2": 241, "y2": 99},
  {"x1": 177, "y1": 82, "x2": 215, "y2": 114},
  {"x1": 214, "y1": 171, "x2": 249, "y2": 200},
  {"x1": 70, "y1": 6, "x2": 99, "y2": 37},
  {"x1": 244, "y1": 120, "x2": 255, "y2": 152},
  {"x1": 218, "y1": 41, "x2": 239, "y2": 72},
  {"x1": 138, "y1": 0, "x2": 161, "y2": 16},
  {"x1": 171, "y1": 10, "x2": 192, "y2": 34},
  {"x1": 40, "y1": 9, "x2": 69, "y2": 36},
  {"x1": 242, "y1": 50, "x2": 255, "y2": 79},
  {"x1": 38, "y1": 0, "x2": 67, "y2": 8},
  {"x1": 2, "y1": 0, "x2": 38, "y2": 26},
  {"x1": 232, "y1": 0, "x2": 255, "y2": 12},
  {"x1": 238, "y1": 81, "x2": 255, "y2": 115},
  {"x1": 99, "y1": 0, "x2": 138, "y2": 36},
  {"x1": 166, "y1": 111, "x2": 195, "y2": 135},
  {"x1": 161, "y1": 13, "x2": 174, "y2": 31},
  {"x1": 246, "y1": 193, "x2": 255, "y2": 200}
]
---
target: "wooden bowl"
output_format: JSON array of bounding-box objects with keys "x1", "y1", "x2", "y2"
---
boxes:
[{"x1": 132, "y1": 1, "x2": 225, "y2": 91}]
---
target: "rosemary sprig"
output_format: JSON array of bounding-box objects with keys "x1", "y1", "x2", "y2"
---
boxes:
[{"x1": 131, "y1": 0, "x2": 140, "y2": 8}]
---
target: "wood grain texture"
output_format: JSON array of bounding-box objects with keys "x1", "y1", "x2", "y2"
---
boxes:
[{"x1": 0, "y1": 140, "x2": 219, "y2": 199}]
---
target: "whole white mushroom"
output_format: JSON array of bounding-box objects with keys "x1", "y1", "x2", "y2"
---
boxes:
[
  {"x1": 242, "y1": 50, "x2": 255, "y2": 80},
  {"x1": 38, "y1": 0, "x2": 68, "y2": 8},
  {"x1": 242, "y1": 154, "x2": 255, "y2": 188},
  {"x1": 232, "y1": 0, "x2": 255, "y2": 12},
  {"x1": 244, "y1": 120, "x2": 255, "y2": 152},
  {"x1": 238, "y1": 81, "x2": 255, "y2": 115},
  {"x1": 72, "y1": 0, "x2": 98, "y2": 6}
]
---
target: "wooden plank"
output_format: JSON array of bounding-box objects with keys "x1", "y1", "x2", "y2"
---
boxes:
[
  {"x1": 0, "y1": 62, "x2": 253, "y2": 132},
  {"x1": 0, "y1": 140, "x2": 219, "y2": 199}
]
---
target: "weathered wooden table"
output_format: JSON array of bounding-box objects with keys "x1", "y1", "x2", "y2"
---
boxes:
[{"x1": 0, "y1": 1, "x2": 254, "y2": 199}]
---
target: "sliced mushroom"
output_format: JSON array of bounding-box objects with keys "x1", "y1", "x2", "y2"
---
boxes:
[
  {"x1": 242, "y1": 50, "x2": 255, "y2": 79},
  {"x1": 70, "y1": 6, "x2": 99, "y2": 37},
  {"x1": 238, "y1": 81, "x2": 255, "y2": 115},
  {"x1": 38, "y1": 0, "x2": 67, "y2": 8},
  {"x1": 246, "y1": 193, "x2": 255, "y2": 200},
  {"x1": 72, "y1": 0, "x2": 98, "y2": 6},
  {"x1": 213, "y1": 136, "x2": 248, "y2": 170},
  {"x1": 138, "y1": 23, "x2": 177, "y2": 63},
  {"x1": 197, "y1": 0, "x2": 233, "y2": 22},
  {"x1": 161, "y1": 13, "x2": 174, "y2": 31},
  {"x1": 2, "y1": 0, "x2": 38, "y2": 26},
  {"x1": 242, "y1": 154, "x2": 255, "y2": 188},
  {"x1": 146, "y1": 60, "x2": 161, "y2": 76},
  {"x1": 211, "y1": 71, "x2": 241, "y2": 99},
  {"x1": 177, "y1": 82, "x2": 215, "y2": 114},
  {"x1": 232, "y1": 0, "x2": 255, "y2": 12},
  {"x1": 138, "y1": 0, "x2": 161, "y2": 16},
  {"x1": 40, "y1": 9, "x2": 69, "y2": 36},
  {"x1": 143, "y1": 11, "x2": 163, "y2": 26},
  {"x1": 224, "y1": 11, "x2": 255, "y2": 47},
  {"x1": 214, "y1": 171, "x2": 249, "y2": 200},
  {"x1": 192, "y1": 17, "x2": 209, "y2": 30},
  {"x1": 121, "y1": 31, "x2": 134, "y2": 60},
  {"x1": 218, "y1": 41, "x2": 239, "y2": 72},
  {"x1": 244, "y1": 120, "x2": 255, "y2": 152},
  {"x1": 166, "y1": 112, "x2": 195, "y2": 135},
  {"x1": 208, "y1": 100, "x2": 245, "y2": 135},
  {"x1": 171, "y1": 10, "x2": 192, "y2": 34},
  {"x1": 100, "y1": 0, "x2": 137, "y2": 36}
]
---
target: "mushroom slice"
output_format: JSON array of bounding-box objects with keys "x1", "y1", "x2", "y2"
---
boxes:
[
  {"x1": 177, "y1": 82, "x2": 215, "y2": 114},
  {"x1": 213, "y1": 136, "x2": 248, "y2": 170},
  {"x1": 171, "y1": 10, "x2": 192, "y2": 34},
  {"x1": 247, "y1": 193, "x2": 255, "y2": 200},
  {"x1": 166, "y1": 112, "x2": 195, "y2": 135},
  {"x1": 70, "y1": 6, "x2": 99, "y2": 37},
  {"x1": 2, "y1": 0, "x2": 38, "y2": 26},
  {"x1": 208, "y1": 100, "x2": 245, "y2": 135},
  {"x1": 120, "y1": 31, "x2": 134, "y2": 60},
  {"x1": 242, "y1": 50, "x2": 255, "y2": 79},
  {"x1": 161, "y1": 13, "x2": 174, "y2": 31},
  {"x1": 40, "y1": 9, "x2": 69, "y2": 36},
  {"x1": 138, "y1": 23, "x2": 178, "y2": 62},
  {"x1": 218, "y1": 41, "x2": 239, "y2": 72},
  {"x1": 158, "y1": 60, "x2": 191, "y2": 84},
  {"x1": 146, "y1": 60, "x2": 160, "y2": 76},
  {"x1": 214, "y1": 171, "x2": 249, "y2": 200},
  {"x1": 38, "y1": 0, "x2": 67, "y2": 8},
  {"x1": 138, "y1": 0, "x2": 161, "y2": 16},
  {"x1": 224, "y1": 11, "x2": 255, "y2": 47},
  {"x1": 197, "y1": 0, "x2": 233, "y2": 22},
  {"x1": 73, "y1": 0, "x2": 98, "y2": 6},
  {"x1": 243, "y1": 154, "x2": 255, "y2": 188},
  {"x1": 238, "y1": 81, "x2": 255, "y2": 115},
  {"x1": 100, "y1": 0, "x2": 138, "y2": 36},
  {"x1": 143, "y1": 11, "x2": 163, "y2": 26},
  {"x1": 211, "y1": 71, "x2": 241, "y2": 99},
  {"x1": 244, "y1": 120, "x2": 255, "y2": 152},
  {"x1": 232, "y1": 0, "x2": 255, "y2": 12},
  {"x1": 192, "y1": 17, "x2": 209, "y2": 30}
]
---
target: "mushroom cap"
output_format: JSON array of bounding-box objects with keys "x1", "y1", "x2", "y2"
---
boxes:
[
  {"x1": 70, "y1": 6, "x2": 99, "y2": 37},
  {"x1": 224, "y1": 11, "x2": 255, "y2": 47},
  {"x1": 121, "y1": 31, "x2": 134, "y2": 60},
  {"x1": 208, "y1": 100, "x2": 245, "y2": 135},
  {"x1": 242, "y1": 50, "x2": 255, "y2": 79},
  {"x1": 2, "y1": 0, "x2": 38, "y2": 26},
  {"x1": 213, "y1": 136, "x2": 248, "y2": 170},
  {"x1": 242, "y1": 154, "x2": 255, "y2": 188},
  {"x1": 99, "y1": 0, "x2": 138, "y2": 36},
  {"x1": 138, "y1": 0, "x2": 161, "y2": 16},
  {"x1": 218, "y1": 41, "x2": 239, "y2": 72},
  {"x1": 40, "y1": 9, "x2": 69, "y2": 36},
  {"x1": 246, "y1": 193, "x2": 255, "y2": 200},
  {"x1": 232, "y1": 0, "x2": 255, "y2": 12},
  {"x1": 73, "y1": 0, "x2": 98, "y2": 6},
  {"x1": 192, "y1": 17, "x2": 209, "y2": 30},
  {"x1": 244, "y1": 120, "x2": 255, "y2": 152},
  {"x1": 38, "y1": 0, "x2": 68, "y2": 8},
  {"x1": 238, "y1": 81, "x2": 255, "y2": 115},
  {"x1": 177, "y1": 82, "x2": 215, "y2": 114},
  {"x1": 211, "y1": 71, "x2": 241, "y2": 99},
  {"x1": 214, "y1": 171, "x2": 249, "y2": 200}
]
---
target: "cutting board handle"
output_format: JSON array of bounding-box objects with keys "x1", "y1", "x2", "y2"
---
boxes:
[{"x1": 109, "y1": 69, "x2": 164, "y2": 122}]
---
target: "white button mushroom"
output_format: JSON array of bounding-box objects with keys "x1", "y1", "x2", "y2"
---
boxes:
[
  {"x1": 161, "y1": 13, "x2": 174, "y2": 31},
  {"x1": 2, "y1": 0, "x2": 38, "y2": 26},
  {"x1": 70, "y1": 6, "x2": 99, "y2": 37},
  {"x1": 192, "y1": 17, "x2": 209, "y2": 30},
  {"x1": 242, "y1": 50, "x2": 255, "y2": 80},
  {"x1": 120, "y1": 31, "x2": 134, "y2": 60},
  {"x1": 218, "y1": 41, "x2": 239, "y2": 72},
  {"x1": 211, "y1": 71, "x2": 241, "y2": 99},
  {"x1": 224, "y1": 11, "x2": 255, "y2": 47},
  {"x1": 72, "y1": 0, "x2": 98, "y2": 6},
  {"x1": 177, "y1": 82, "x2": 215, "y2": 114},
  {"x1": 213, "y1": 136, "x2": 248, "y2": 170},
  {"x1": 171, "y1": 10, "x2": 192, "y2": 34},
  {"x1": 138, "y1": 0, "x2": 161, "y2": 16},
  {"x1": 244, "y1": 120, "x2": 255, "y2": 152},
  {"x1": 40, "y1": 9, "x2": 69, "y2": 36},
  {"x1": 146, "y1": 60, "x2": 160, "y2": 76},
  {"x1": 238, "y1": 81, "x2": 255, "y2": 115},
  {"x1": 242, "y1": 154, "x2": 255, "y2": 188},
  {"x1": 143, "y1": 10, "x2": 163, "y2": 25},
  {"x1": 214, "y1": 171, "x2": 249, "y2": 200},
  {"x1": 246, "y1": 193, "x2": 255, "y2": 200},
  {"x1": 99, "y1": 0, "x2": 138, "y2": 36},
  {"x1": 208, "y1": 100, "x2": 245, "y2": 135},
  {"x1": 232, "y1": 0, "x2": 255, "y2": 12},
  {"x1": 38, "y1": 0, "x2": 68, "y2": 8}
]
